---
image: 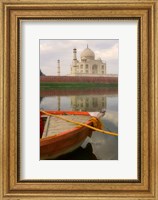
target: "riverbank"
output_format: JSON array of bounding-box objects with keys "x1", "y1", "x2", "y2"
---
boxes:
[
  {"x1": 40, "y1": 82, "x2": 118, "y2": 90},
  {"x1": 40, "y1": 75, "x2": 118, "y2": 84}
]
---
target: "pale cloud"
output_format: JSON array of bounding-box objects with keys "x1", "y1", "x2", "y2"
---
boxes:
[
  {"x1": 103, "y1": 112, "x2": 118, "y2": 127},
  {"x1": 40, "y1": 40, "x2": 119, "y2": 75},
  {"x1": 82, "y1": 130, "x2": 118, "y2": 160},
  {"x1": 95, "y1": 43, "x2": 118, "y2": 60},
  {"x1": 40, "y1": 43, "x2": 52, "y2": 53}
]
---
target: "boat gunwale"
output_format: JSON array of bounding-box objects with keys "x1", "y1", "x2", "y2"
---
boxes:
[{"x1": 42, "y1": 110, "x2": 91, "y2": 116}]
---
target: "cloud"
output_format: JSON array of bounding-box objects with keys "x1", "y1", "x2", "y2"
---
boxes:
[
  {"x1": 82, "y1": 131, "x2": 118, "y2": 160},
  {"x1": 95, "y1": 43, "x2": 118, "y2": 60},
  {"x1": 103, "y1": 111, "x2": 118, "y2": 127}
]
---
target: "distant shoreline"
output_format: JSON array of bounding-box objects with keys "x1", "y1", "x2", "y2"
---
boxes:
[
  {"x1": 40, "y1": 75, "x2": 118, "y2": 83},
  {"x1": 40, "y1": 82, "x2": 118, "y2": 90}
]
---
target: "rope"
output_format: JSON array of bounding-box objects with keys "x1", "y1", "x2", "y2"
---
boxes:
[{"x1": 40, "y1": 110, "x2": 118, "y2": 137}]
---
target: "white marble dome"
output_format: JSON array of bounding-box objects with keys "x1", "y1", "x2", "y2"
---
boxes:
[
  {"x1": 81, "y1": 56, "x2": 87, "y2": 61},
  {"x1": 80, "y1": 47, "x2": 95, "y2": 60}
]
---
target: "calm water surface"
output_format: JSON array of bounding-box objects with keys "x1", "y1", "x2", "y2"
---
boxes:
[{"x1": 40, "y1": 91, "x2": 118, "y2": 160}]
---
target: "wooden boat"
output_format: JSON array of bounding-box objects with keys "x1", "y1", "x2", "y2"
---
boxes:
[{"x1": 40, "y1": 110, "x2": 101, "y2": 160}]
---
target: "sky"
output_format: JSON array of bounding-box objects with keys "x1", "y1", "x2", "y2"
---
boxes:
[{"x1": 40, "y1": 40, "x2": 119, "y2": 76}]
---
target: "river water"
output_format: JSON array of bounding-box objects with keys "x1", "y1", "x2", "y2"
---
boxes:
[{"x1": 40, "y1": 89, "x2": 118, "y2": 160}]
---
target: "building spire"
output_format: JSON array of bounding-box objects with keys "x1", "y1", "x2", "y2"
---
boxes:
[
  {"x1": 57, "y1": 59, "x2": 60, "y2": 76},
  {"x1": 73, "y1": 48, "x2": 77, "y2": 60}
]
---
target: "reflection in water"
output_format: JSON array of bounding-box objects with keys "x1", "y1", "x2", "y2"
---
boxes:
[
  {"x1": 71, "y1": 95, "x2": 107, "y2": 111},
  {"x1": 40, "y1": 91, "x2": 118, "y2": 160},
  {"x1": 55, "y1": 143, "x2": 97, "y2": 160},
  {"x1": 57, "y1": 96, "x2": 61, "y2": 111},
  {"x1": 40, "y1": 94, "x2": 117, "y2": 112},
  {"x1": 82, "y1": 130, "x2": 118, "y2": 160}
]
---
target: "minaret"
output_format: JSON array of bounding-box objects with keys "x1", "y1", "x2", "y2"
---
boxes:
[
  {"x1": 73, "y1": 48, "x2": 77, "y2": 60},
  {"x1": 73, "y1": 48, "x2": 77, "y2": 75},
  {"x1": 57, "y1": 60, "x2": 60, "y2": 76}
]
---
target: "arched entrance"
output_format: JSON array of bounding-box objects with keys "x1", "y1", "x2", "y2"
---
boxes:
[{"x1": 92, "y1": 64, "x2": 98, "y2": 74}]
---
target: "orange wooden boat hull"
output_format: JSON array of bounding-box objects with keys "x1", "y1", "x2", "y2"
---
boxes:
[{"x1": 40, "y1": 111, "x2": 93, "y2": 159}]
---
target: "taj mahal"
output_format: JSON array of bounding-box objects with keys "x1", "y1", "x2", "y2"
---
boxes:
[
  {"x1": 40, "y1": 44, "x2": 118, "y2": 77},
  {"x1": 70, "y1": 45, "x2": 106, "y2": 76}
]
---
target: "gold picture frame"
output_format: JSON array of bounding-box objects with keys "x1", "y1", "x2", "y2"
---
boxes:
[{"x1": 0, "y1": 0, "x2": 158, "y2": 199}]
